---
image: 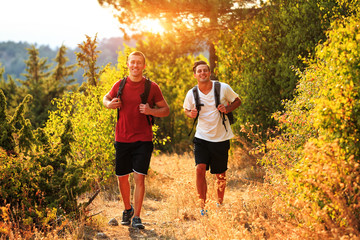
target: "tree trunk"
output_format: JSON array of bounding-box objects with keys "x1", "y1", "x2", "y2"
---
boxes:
[
  {"x1": 209, "y1": 9, "x2": 218, "y2": 80},
  {"x1": 209, "y1": 42, "x2": 218, "y2": 80}
]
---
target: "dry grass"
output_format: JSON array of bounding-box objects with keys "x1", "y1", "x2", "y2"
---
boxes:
[
  {"x1": 3, "y1": 144, "x2": 352, "y2": 239},
  {"x1": 78, "y1": 149, "x2": 276, "y2": 240}
]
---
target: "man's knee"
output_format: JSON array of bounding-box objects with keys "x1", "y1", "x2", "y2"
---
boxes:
[
  {"x1": 196, "y1": 164, "x2": 207, "y2": 175},
  {"x1": 134, "y1": 173, "x2": 145, "y2": 186},
  {"x1": 118, "y1": 175, "x2": 129, "y2": 183}
]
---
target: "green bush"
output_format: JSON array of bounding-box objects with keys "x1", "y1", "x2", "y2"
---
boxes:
[
  {"x1": 0, "y1": 90, "x2": 91, "y2": 229},
  {"x1": 263, "y1": 15, "x2": 360, "y2": 235}
]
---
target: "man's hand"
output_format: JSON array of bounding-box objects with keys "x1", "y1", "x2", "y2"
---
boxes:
[
  {"x1": 187, "y1": 108, "x2": 198, "y2": 118},
  {"x1": 218, "y1": 98, "x2": 241, "y2": 114},
  {"x1": 107, "y1": 98, "x2": 122, "y2": 109},
  {"x1": 217, "y1": 104, "x2": 228, "y2": 114},
  {"x1": 139, "y1": 103, "x2": 151, "y2": 115}
]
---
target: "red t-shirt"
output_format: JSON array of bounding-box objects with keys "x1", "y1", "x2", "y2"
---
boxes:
[{"x1": 109, "y1": 77, "x2": 165, "y2": 143}]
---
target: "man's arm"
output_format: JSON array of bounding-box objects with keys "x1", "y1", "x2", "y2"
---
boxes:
[
  {"x1": 218, "y1": 97, "x2": 241, "y2": 114},
  {"x1": 139, "y1": 99, "x2": 170, "y2": 117},
  {"x1": 103, "y1": 93, "x2": 122, "y2": 109},
  {"x1": 184, "y1": 108, "x2": 198, "y2": 119}
]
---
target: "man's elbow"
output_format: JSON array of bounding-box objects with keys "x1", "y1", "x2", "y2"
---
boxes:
[
  {"x1": 234, "y1": 98, "x2": 241, "y2": 108},
  {"x1": 102, "y1": 96, "x2": 109, "y2": 108},
  {"x1": 164, "y1": 106, "x2": 170, "y2": 117}
]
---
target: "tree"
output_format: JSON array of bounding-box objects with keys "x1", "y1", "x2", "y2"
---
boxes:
[
  {"x1": 0, "y1": 64, "x2": 21, "y2": 116},
  {"x1": 76, "y1": 34, "x2": 104, "y2": 89},
  {"x1": 216, "y1": 0, "x2": 359, "y2": 136},
  {"x1": 98, "y1": 0, "x2": 259, "y2": 78},
  {"x1": 50, "y1": 45, "x2": 78, "y2": 98},
  {"x1": 20, "y1": 45, "x2": 52, "y2": 128}
]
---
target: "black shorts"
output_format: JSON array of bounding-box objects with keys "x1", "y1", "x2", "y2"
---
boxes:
[
  {"x1": 193, "y1": 137, "x2": 230, "y2": 174},
  {"x1": 114, "y1": 141, "x2": 154, "y2": 176}
]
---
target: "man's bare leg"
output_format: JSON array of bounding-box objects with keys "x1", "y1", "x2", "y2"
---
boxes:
[
  {"x1": 196, "y1": 164, "x2": 207, "y2": 209},
  {"x1": 216, "y1": 172, "x2": 226, "y2": 205},
  {"x1": 118, "y1": 175, "x2": 131, "y2": 210},
  {"x1": 133, "y1": 172, "x2": 145, "y2": 217}
]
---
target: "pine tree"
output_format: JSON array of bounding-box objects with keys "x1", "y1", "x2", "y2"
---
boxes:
[
  {"x1": 49, "y1": 45, "x2": 78, "y2": 101},
  {"x1": 76, "y1": 34, "x2": 104, "y2": 89},
  {"x1": 20, "y1": 45, "x2": 51, "y2": 128},
  {"x1": 0, "y1": 64, "x2": 21, "y2": 115}
]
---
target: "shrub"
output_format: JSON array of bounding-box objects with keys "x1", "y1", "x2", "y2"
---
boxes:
[{"x1": 263, "y1": 15, "x2": 360, "y2": 237}]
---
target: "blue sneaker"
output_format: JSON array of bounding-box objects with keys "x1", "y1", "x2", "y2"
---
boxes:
[{"x1": 200, "y1": 209, "x2": 208, "y2": 216}]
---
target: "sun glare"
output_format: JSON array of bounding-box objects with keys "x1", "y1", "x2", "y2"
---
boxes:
[{"x1": 138, "y1": 18, "x2": 165, "y2": 34}]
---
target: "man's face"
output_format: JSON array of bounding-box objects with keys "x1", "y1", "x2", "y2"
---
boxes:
[
  {"x1": 127, "y1": 54, "x2": 145, "y2": 77},
  {"x1": 194, "y1": 64, "x2": 210, "y2": 82}
]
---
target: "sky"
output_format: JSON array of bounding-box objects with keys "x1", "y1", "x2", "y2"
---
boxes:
[{"x1": 0, "y1": 0, "x2": 123, "y2": 49}]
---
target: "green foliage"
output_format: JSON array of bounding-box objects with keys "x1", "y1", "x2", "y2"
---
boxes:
[
  {"x1": 45, "y1": 76, "x2": 120, "y2": 183},
  {"x1": 216, "y1": 0, "x2": 360, "y2": 140},
  {"x1": 0, "y1": 90, "x2": 91, "y2": 228},
  {"x1": 216, "y1": 0, "x2": 331, "y2": 137},
  {"x1": 0, "y1": 64, "x2": 22, "y2": 116},
  {"x1": 263, "y1": 15, "x2": 360, "y2": 234},
  {"x1": 12, "y1": 45, "x2": 79, "y2": 128},
  {"x1": 0, "y1": 38, "x2": 136, "y2": 85},
  {"x1": 76, "y1": 34, "x2": 105, "y2": 88},
  {"x1": 50, "y1": 45, "x2": 78, "y2": 95},
  {"x1": 0, "y1": 90, "x2": 16, "y2": 154},
  {"x1": 19, "y1": 45, "x2": 52, "y2": 128},
  {"x1": 0, "y1": 41, "x2": 56, "y2": 80}
]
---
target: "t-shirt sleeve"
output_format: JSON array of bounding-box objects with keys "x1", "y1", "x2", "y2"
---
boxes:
[
  {"x1": 223, "y1": 83, "x2": 239, "y2": 103},
  {"x1": 109, "y1": 80, "x2": 121, "y2": 99},
  {"x1": 183, "y1": 89, "x2": 195, "y2": 111},
  {"x1": 151, "y1": 82, "x2": 166, "y2": 104}
]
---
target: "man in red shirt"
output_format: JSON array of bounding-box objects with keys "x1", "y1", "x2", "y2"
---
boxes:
[{"x1": 103, "y1": 51, "x2": 170, "y2": 229}]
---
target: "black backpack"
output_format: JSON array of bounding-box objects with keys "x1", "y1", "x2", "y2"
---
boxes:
[
  {"x1": 116, "y1": 76, "x2": 154, "y2": 125},
  {"x1": 188, "y1": 81, "x2": 235, "y2": 136}
]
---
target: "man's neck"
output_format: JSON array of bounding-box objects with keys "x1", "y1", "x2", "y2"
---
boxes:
[
  {"x1": 128, "y1": 75, "x2": 143, "y2": 82},
  {"x1": 198, "y1": 80, "x2": 213, "y2": 94}
]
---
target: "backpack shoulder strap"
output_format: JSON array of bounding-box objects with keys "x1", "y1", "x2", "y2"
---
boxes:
[
  {"x1": 117, "y1": 77, "x2": 127, "y2": 121},
  {"x1": 214, "y1": 81, "x2": 221, "y2": 108},
  {"x1": 193, "y1": 86, "x2": 201, "y2": 111},
  {"x1": 214, "y1": 81, "x2": 228, "y2": 132},
  {"x1": 140, "y1": 78, "x2": 152, "y2": 104},
  {"x1": 188, "y1": 86, "x2": 204, "y2": 136},
  {"x1": 117, "y1": 77, "x2": 127, "y2": 98},
  {"x1": 140, "y1": 78, "x2": 154, "y2": 125}
]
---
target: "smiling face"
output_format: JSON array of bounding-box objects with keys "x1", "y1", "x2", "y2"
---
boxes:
[
  {"x1": 127, "y1": 53, "x2": 146, "y2": 79},
  {"x1": 194, "y1": 64, "x2": 211, "y2": 83}
]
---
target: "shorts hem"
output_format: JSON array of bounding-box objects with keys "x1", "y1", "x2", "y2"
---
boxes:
[
  {"x1": 210, "y1": 169, "x2": 228, "y2": 174},
  {"x1": 133, "y1": 169, "x2": 147, "y2": 176},
  {"x1": 116, "y1": 172, "x2": 132, "y2": 177}
]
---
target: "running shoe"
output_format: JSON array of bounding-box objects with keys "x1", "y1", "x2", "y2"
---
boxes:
[
  {"x1": 200, "y1": 209, "x2": 208, "y2": 216},
  {"x1": 132, "y1": 216, "x2": 145, "y2": 229},
  {"x1": 121, "y1": 206, "x2": 134, "y2": 225}
]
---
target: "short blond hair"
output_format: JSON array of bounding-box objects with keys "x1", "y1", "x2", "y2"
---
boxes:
[{"x1": 128, "y1": 51, "x2": 146, "y2": 65}]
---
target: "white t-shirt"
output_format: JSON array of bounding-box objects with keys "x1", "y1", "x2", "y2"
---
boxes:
[{"x1": 183, "y1": 81, "x2": 239, "y2": 142}]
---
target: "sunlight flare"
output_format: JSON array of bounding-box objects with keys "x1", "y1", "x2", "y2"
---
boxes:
[{"x1": 138, "y1": 18, "x2": 165, "y2": 34}]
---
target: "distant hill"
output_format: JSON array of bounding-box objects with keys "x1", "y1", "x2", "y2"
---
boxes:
[{"x1": 0, "y1": 37, "x2": 136, "y2": 83}]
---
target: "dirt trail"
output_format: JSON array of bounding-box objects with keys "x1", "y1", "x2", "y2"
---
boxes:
[{"x1": 85, "y1": 153, "x2": 255, "y2": 240}]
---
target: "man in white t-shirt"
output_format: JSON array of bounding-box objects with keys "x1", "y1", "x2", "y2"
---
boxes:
[{"x1": 183, "y1": 60, "x2": 241, "y2": 214}]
